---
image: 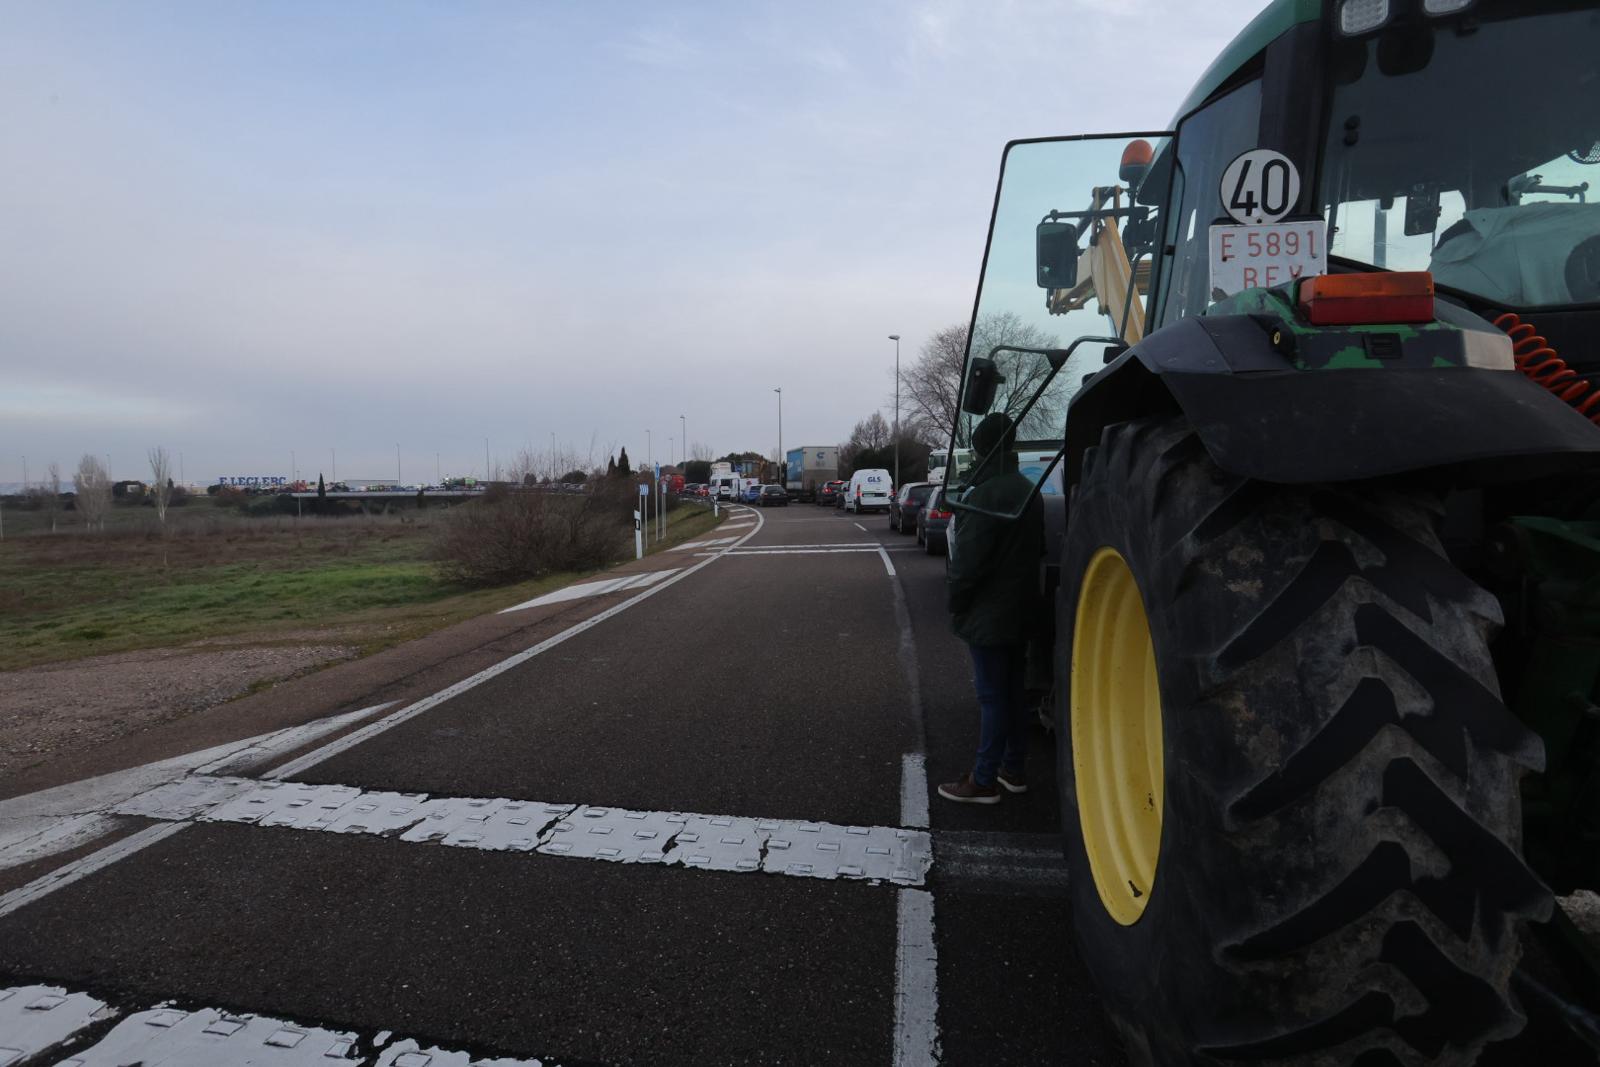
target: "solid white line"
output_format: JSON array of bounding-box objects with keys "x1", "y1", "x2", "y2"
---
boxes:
[
  {"x1": 268, "y1": 507, "x2": 765, "y2": 781},
  {"x1": 893, "y1": 888, "x2": 940, "y2": 1066},
  {"x1": 877, "y1": 546, "x2": 897, "y2": 576},
  {"x1": 0, "y1": 822, "x2": 188, "y2": 920},
  {"x1": 113, "y1": 775, "x2": 934, "y2": 885},
  {"x1": 900, "y1": 754, "x2": 929, "y2": 830}
]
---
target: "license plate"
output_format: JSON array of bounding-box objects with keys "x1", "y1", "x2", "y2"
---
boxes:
[{"x1": 1208, "y1": 220, "x2": 1326, "y2": 298}]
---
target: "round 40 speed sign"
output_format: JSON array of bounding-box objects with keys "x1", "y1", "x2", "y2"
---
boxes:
[{"x1": 1219, "y1": 149, "x2": 1301, "y2": 225}]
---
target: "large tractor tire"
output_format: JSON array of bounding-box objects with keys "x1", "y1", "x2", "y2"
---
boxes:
[{"x1": 1056, "y1": 416, "x2": 1553, "y2": 1066}]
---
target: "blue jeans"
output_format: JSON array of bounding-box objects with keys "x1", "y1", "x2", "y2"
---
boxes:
[{"x1": 969, "y1": 643, "x2": 1029, "y2": 786}]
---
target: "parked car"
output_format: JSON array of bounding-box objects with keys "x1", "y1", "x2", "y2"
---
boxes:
[
  {"x1": 888, "y1": 482, "x2": 933, "y2": 534},
  {"x1": 741, "y1": 483, "x2": 764, "y2": 504},
  {"x1": 817, "y1": 480, "x2": 845, "y2": 506},
  {"x1": 918, "y1": 487, "x2": 953, "y2": 555},
  {"x1": 758, "y1": 484, "x2": 788, "y2": 507},
  {"x1": 843, "y1": 468, "x2": 892, "y2": 513}
]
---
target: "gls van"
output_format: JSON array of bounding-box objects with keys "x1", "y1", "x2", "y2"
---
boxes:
[{"x1": 844, "y1": 468, "x2": 891, "y2": 513}]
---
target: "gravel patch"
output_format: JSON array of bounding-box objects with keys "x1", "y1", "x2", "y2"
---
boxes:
[{"x1": 0, "y1": 644, "x2": 356, "y2": 779}]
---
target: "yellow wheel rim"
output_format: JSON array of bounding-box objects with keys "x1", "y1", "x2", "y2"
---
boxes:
[{"x1": 1071, "y1": 547, "x2": 1164, "y2": 925}]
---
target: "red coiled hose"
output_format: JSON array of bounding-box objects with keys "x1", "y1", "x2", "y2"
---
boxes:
[{"x1": 1494, "y1": 312, "x2": 1600, "y2": 427}]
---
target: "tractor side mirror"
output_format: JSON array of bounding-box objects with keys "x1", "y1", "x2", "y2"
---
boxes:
[
  {"x1": 962, "y1": 357, "x2": 1006, "y2": 416},
  {"x1": 1036, "y1": 221, "x2": 1079, "y2": 289}
]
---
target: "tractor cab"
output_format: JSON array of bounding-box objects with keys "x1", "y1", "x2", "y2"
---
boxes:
[{"x1": 950, "y1": 0, "x2": 1600, "y2": 519}]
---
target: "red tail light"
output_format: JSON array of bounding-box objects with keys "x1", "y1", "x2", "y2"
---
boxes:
[{"x1": 1298, "y1": 271, "x2": 1435, "y2": 326}]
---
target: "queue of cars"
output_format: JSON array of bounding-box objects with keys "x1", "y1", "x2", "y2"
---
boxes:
[
  {"x1": 810, "y1": 472, "x2": 948, "y2": 554},
  {"x1": 684, "y1": 470, "x2": 949, "y2": 553}
]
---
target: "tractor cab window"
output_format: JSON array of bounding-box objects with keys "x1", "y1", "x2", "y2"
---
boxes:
[
  {"x1": 1154, "y1": 76, "x2": 1263, "y2": 326},
  {"x1": 949, "y1": 133, "x2": 1171, "y2": 519},
  {"x1": 1322, "y1": 3, "x2": 1600, "y2": 308}
]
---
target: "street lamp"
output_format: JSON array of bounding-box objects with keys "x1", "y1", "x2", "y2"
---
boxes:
[
  {"x1": 646, "y1": 429, "x2": 652, "y2": 469},
  {"x1": 773, "y1": 387, "x2": 783, "y2": 487},
  {"x1": 888, "y1": 335, "x2": 901, "y2": 486},
  {"x1": 679, "y1": 414, "x2": 687, "y2": 465}
]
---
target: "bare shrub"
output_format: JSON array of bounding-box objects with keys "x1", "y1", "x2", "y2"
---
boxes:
[
  {"x1": 432, "y1": 485, "x2": 628, "y2": 586},
  {"x1": 148, "y1": 446, "x2": 173, "y2": 527}
]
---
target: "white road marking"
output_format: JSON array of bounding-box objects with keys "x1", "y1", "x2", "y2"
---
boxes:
[
  {"x1": 377, "y1": 1039, "x2": 542, "y2": 1066},
  {"x1": 935, "y1": 832, "x2": 1071, "y2": 895},
  {"x1": 670, "y1": 535, "x2": 740, "y2": 552},
  {"x1": 877, "y1": 546, "x2": 897, "y2": 576},
  {"x1": 0, "y1": 822, "x2": 187, "y2": 920},
  {"x1": 0, "y1": 984, "x2": 111, "y2": 1064},
  {"x1": 853, "y1": 522, "x2": 867, "y2": 532},
  {"x1": 113, "y1": 776, "x2": 934, "y2": 886},
  {"x1": 892, "y1": 888, "x2": 940, "y2": 1066},
  {"x1": 900, "y1": 754, "x2": 929, "y2": 831},
  {"x1": 0, "y1": 703, "x2": 394, "y2": 871},
  {"x1": 0, "y1": 986, "x2": 549, "y2": 1067},
  {"x1": 497, "y1": 568, "x2": 678, "y2": 611},
  {"x1": 694, "y1": 546, "x2": 918, "y2": 557},
  {"x1": 63, "y1": 1004, "x2": 360, "y2": 1066},
  {"x1": 267, "y1": 506, "x2": 765, "y2": 782}
]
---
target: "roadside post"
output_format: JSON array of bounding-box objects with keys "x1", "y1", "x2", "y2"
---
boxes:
[{"x1": 635, "y1": 483, "x2": 648, "y2": 559}]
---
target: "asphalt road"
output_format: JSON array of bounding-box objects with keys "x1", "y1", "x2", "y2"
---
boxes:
[{"x1": 0, "y1": 500, "x2": 1124, "y2": 1066}]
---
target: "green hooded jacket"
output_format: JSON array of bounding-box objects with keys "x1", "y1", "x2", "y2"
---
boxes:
[{"x1": 945, "y1": 415, "x2": 1046, "y2": 647}]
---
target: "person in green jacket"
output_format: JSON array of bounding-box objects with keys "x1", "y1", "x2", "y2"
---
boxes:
[{"x1": 938, "y1": 412, "x2": 1046, "y2": 805}]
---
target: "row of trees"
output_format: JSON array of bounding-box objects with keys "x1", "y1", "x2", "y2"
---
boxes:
[{"x1": 14, "y1": 448, "x2": 180, "y2": 535}]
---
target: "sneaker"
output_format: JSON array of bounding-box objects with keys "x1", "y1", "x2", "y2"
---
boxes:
[
  {"x1": 997, "y1": 768, "x2": 1028, "y2": 794},
  {"x1": 937, "y1": 773, "x2": 1001, "y2": 805}
]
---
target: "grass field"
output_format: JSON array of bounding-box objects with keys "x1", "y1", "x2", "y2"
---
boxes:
[{"x1": 0, "y1": 496, "x2": 722, "y2": 671}]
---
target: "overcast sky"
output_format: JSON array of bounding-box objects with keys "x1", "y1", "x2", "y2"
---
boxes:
[{"x1": 1, "y1": 0, "x2": 1265, "y2": 485}]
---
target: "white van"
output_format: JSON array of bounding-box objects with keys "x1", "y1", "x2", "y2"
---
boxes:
[
  {"x1": 844, "y1": 468, "x2": 892, "y2": 513},
  {"x1": 711, "y1": 475, "x2": 738, "y2": 500}
]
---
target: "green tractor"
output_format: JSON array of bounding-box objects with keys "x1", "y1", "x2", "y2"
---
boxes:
[{"x1": 945, "y1": 1, "x2": 1600, "y2": 1062}]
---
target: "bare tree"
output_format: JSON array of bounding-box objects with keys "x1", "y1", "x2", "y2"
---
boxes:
[
  {"x1": 849, "y1": 412, "x2": 891, "y2": 450},
  {"x1": 73, "y1": 454, "x2": 111, "y2": 531},
  {"x1": 44, "y1": 462, "x2": 62, "y2": 532},
  {"x1": 148, "y1": 446, "x2": 173, "y2": 528},
  {"x1": 914, "y1": 311, "x2": 1065, "y2": 446},
  {"x1": 900, "y1": 323, "x2": 968, "y2": 441}
]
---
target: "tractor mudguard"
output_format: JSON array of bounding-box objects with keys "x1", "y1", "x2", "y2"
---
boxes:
[{"x1": 1066, "y1": 312, "x2": 1600, "y2": 488}]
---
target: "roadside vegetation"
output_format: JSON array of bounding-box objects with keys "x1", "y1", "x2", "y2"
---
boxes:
[{"x1": 0, "y1": 487, "x2": 720, "y2": 672}]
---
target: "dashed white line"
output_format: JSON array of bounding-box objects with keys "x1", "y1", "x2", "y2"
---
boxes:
[
  {"x1": 853, "y1": 522, "x2": 867, "y2": 532},
  {"x1": 892, "y1": 888, "x2": 940, "y2": 1066}
]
